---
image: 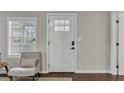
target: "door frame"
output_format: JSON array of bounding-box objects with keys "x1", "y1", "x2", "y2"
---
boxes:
[
  {"x1": 47, "y1": 13, "x2": 77, "y2": 73},
  {"x1": 111, "y1": 12, "x2": 120, "y2": 75}
]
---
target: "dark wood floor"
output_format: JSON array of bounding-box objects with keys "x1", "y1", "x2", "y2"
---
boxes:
[
  {"x1": 1, "y1": 72, "x2": 124, "y2": 81},
  {"x1": 41, "y1": 72, "x2": 124, "y2": 81}
]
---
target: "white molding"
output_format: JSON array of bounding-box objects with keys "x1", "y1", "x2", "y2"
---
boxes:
[
  {"x1": 46, "y1": 13, "x2": 49, "y2": 73},
  {"x1": 74, "y1": 13, "x2": 78, "y2": 73},
  {"x1": 110, "y1": 12, "x2": 119, "y2": 75},
  {"x1": 39, "y1": 70, "x2": 49, "y2": 73},
  {"x1": 75, "y1": 70, "x2": 111, "y2": 73},
  {"x1": 40, "y1": 70, "x2": 111, "y2": 74},
  {"x1": 110, "y1": 12, "x2": 117, "y2": 75}
]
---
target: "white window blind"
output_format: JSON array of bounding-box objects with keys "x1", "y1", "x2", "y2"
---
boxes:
[{"x1": 8, "y1": 17, "x2": 37, "y2": 56}]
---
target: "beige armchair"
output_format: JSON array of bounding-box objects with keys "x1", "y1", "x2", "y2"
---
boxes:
[{"x1": 8, "y1": 52, "x2": 42, "y2": 81}]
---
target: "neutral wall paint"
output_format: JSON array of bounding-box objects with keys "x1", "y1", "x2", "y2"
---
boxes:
[
  {"x1": 77, "y1": 12, "x2": 110, "y2": 72},
  {"x1": 0, "y1": 11, "x2": 47, "y2": 73},
  {"x1": 0, "y1": 11, "x2": 111, "y2": 73}
]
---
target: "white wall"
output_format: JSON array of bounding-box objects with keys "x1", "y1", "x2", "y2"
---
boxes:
[
  {"x1": 0, "y1": 11, "x2": 111, "y2": 74},
  {"x1": 77, "y1": 12, "x2": 111, "y2": 73}
]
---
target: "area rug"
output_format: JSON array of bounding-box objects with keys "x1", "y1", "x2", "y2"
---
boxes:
[{"x1": 0, "y1": 77, "x2": 72, "y2": 81}]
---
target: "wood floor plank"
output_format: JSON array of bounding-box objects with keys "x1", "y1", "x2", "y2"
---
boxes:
[{"x1": 1, "y1": 73, "x2": 124, "y2": 81}]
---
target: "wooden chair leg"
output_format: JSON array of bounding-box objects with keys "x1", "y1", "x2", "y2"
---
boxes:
[
  {"x1": 34, "y1": 73, "x2": 39, "y2": 81},
  {"x1": 9, "y1": 76, "x2": 13, "y2": 81},
  {"x1": 38, "y1": 72, "x2": 40, "y2": 77},
  {"x1": 32, "y1": 73, "x2": 40, "y2": 81},
  {"x1": 36, "y1": 72, "x2": 40, "y2": 77}
]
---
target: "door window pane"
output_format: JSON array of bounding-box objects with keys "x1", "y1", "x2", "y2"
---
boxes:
[
  {"x1": 65, "y1": 20, "x2": 70, "y2": 25},
  {"x1": 54, "y1": 20, "x2": 59, "y2": 26},
  {"x1": 54, "y1": 19, "x2": 70, "y2": 32},
  {"x1": 54, "y1": 26, "x2": 59, "y2": 31},
  {"x1": 65, "y1": 26, "x2": 70, "y2": 31},
  {"x1": 59, "y1": 20, "x2": 64, "y2": 25},
  {"x1": 60, "y1": 26, "x2": 64, "y2": 31}
]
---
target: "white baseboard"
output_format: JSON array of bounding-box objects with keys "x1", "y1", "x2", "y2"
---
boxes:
[
  {"x1": 75, "y1": 70, "x2": 111, "y2": 73},
  {"x1": 39, "y1": 70, "x2": 49, "y2": 73},
  {"x1": 40, "y1": 70, "x2": 111, "y2": 74}
]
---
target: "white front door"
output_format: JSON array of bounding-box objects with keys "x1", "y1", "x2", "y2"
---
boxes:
[
  {"x1": 118, "y1": 13, "x2": 124, "y2": 75},
  {"x1": 48, "y1": 14, "x2": 76, "y2": 72}
]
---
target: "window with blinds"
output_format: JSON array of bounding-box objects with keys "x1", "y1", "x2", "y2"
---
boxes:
[{"x1": 8, "y1": 17, "x2": 37, "y2": 56}]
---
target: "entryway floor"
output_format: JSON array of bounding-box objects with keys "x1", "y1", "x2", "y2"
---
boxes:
[
  {"x1": 0, "y1": 72, "x2": 123, "y2": 81},
  {"x1": 41, "y1": 73, "x2": 124, "y2": 81},
  {"x1": 41, "y1": 72, "x2": 112, "y2": 81}
]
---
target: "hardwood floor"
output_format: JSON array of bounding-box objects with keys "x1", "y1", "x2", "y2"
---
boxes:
[
  {"x1": 0, "y1": 72, "x2": 124, "y2": 81},
  {"x1": 41, "y1": 73, "x2": 123, "y2": 81}
]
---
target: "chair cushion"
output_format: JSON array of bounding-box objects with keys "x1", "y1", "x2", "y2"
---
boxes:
[
  {"x1": 20, "y1": 58, "x2": 38, "y2": 67},
  {"x1": 8, "y1": 67, "x2": 38, "y2": 77}
]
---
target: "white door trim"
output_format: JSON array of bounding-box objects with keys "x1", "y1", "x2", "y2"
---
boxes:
[
  {"x1": 47, "y1": 13, "x2": 77, "y2": 73},
  {"x1": 111, "y1": 12, "x2": 120, "y2": 75},
  {"x1": 75, "y1": 70, "x2": 110, "y2": 73}
]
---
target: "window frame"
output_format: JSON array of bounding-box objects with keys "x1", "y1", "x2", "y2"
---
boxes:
[{"x1": 7, "y1": 17, "x2": 38, "y2": 58}]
